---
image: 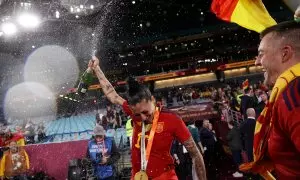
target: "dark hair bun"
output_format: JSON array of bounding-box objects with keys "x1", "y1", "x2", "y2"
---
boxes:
[
  {"x1": 126, "y1": 76, "x2": 152, "y2": 105},
  {"x1": 127, "y1": 76, "x2": 140, "y2": 96}
]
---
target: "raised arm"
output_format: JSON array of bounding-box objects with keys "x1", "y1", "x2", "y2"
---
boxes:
[{"x1": 89, "y1": 56, "x2": 125, "y2": 106}]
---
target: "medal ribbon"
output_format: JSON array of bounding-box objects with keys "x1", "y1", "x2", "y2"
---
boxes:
[{"x1": 140, "y1": 107, "x2": 160, "y2": 171}]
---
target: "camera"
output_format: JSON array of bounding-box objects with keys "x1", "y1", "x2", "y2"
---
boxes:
[
  {"x1": 68, "y1": 158, "x2": 96, "y2": 180},
  {"x1": 96, "y1": 153, "x2": 103, "y2": 162}
]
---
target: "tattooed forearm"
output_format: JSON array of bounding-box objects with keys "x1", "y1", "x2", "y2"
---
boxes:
[
  {"x1": 106, "y1": 84, "x2": 113, "y2": 90},
  {"x1": 183, "y1": 137, "x2": 207, "y2": 180},
  {"x1": 106, "y1": 89, "x2": 115, "y2": 96},
  {"x1": 94, "y1": 66, "x2": 125, "y2": 105}
]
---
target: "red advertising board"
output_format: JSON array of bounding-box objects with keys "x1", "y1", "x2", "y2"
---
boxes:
[
  {"x1": 24, "y1": 140, "x2": 88, "y2": 180},
  {"x1": 168, "y1": 102, "x2": 219, "y2": 122}
]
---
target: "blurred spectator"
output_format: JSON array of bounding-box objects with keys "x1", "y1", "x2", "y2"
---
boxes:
[
  {"x1": 253, "y1": 89, "x2": 261, "y2": 105},
  {"x1": 200, "y1": 120, "x2": 217, "y2": 179},
  {"x1": 240, "y1": 108, "x2": 256, "y2": 162},
  {"x1": 200, "y1": 120, "x2": 216, "y2": 154},
  {"x1": 114, "y1": 113, "x2": 122, "y2": 129},
  {"x1": 229, "y1": 91, "x2": 240, "y2": 111},
  {"x1": 125, "y1": 118, "x2": 133, "y2": 148},
  {"x1": 214, "y1": 88, "x2": 226, "y2": 103},
  {"x1": 96, "y1": 113, "x2": 101, "y2": 125},
  {"x1": 240, "y1": 87, "x2": 255, "y2": 119},
  {"x1": 37, "y1": 125, "x2": 46, "y2": 143},
  {"x1": 227, "y1": 121, "x2": 243, "y2": 178},
  {"x1": 171, "y1": 140, "x2": 192, "y2": 180},
  {"x1": 24, "y1": 123, "x2": 35, "y2": 144},
  {"x1": 107, "y1": 115, "x2": 116, "y2": 130},
  {"x1": 192, "y1": 90, "x2": 200, "y2": 100},
  {"x1": 187, "y1": 122, "x2": 204, "y2": 154},
  {"x1": 14, "y1": 126, "x2": 23, "y2": 138},
  {"x1": 106, "y1": 105, "x2": 114, "y2": 120},
  {"x1": 87, "y1": 125, "x2": 120, "y2": 180},
  {"x1": 208, "y1": 123, "x2": 217, "y2": 142},
  {"x1": 4, "y1": 129, "x2": 25, "y2": 147},
  {"x1": 0, "y1": 141, "x2": 30, "y2": 180},
  {"x1": 101, "y1": 116, "x2": 108, "y2": 130},
  {"x1": 255, "y1": 91, "x2": 268, "y2": 116}
]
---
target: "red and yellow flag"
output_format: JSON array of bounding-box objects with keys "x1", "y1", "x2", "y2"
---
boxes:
[
  {"x1": 242, "y1": 79, "x2": 249, "y2": 90},
  {"x1": 211, "y1": 0, "x2": 277, "y2": 33}
]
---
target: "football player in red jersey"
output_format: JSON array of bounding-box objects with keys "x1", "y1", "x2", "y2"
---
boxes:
[{"x1": 87, "y1": 57, "x2": 206, "y2": 180}]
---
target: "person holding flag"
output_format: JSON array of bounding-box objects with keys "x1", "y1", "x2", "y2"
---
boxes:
[
  {"x1": 86, "y1": 56, "x2": 206, "y2": 180},
  {"x1": 239, "y1": 20, "x2": 300, "y2": 179},
  {"x1": 211, "y1": 1, "x2": 300, "y2": 178}
]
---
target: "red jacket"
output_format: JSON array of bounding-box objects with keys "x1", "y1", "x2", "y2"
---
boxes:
[{"x1": 268, "y1": 77, "x2": 300, "y2": 179}]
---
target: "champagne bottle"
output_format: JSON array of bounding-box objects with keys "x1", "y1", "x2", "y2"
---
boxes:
[{"x1": 77, "y1": 68, "x2": 94, "y2": 95}]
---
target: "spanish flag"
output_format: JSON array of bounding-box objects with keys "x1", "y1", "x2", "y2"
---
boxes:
[
  {"x1": 242, "y1": 79, "x2": 249, "y2": 90},
  {"x1": 211, "y1": 0, "x2": 277, "y2": 33}
]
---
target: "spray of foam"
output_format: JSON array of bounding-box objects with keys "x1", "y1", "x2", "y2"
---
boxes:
[{"x1": 91, "y1": 0, "x2": 114, "y2": 56}]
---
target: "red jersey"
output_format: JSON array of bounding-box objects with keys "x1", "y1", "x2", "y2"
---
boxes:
[
  {"x1": 122, "y1": 101, "x2": 191, "y2": 179},
  {"x1": 268, "y1": 77, "x2": 300, "y2": 179}
]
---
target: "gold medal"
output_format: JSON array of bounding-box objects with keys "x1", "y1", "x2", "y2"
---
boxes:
[{"x1": 134, "y1": 171, "x2": 148, "y2": 180}]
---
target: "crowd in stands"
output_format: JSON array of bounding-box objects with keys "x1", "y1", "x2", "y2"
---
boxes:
[
  {"x1": 154, "y1": 79, "x2": 270, "y2": 179},
  {"x1": 95, "y1": 105, "x2": 128, "y2": 131},
  {"x1": 0, "y1": 122, "x2": 46, "y2": 147},
  {"x1": 159, "y1": 80, "x2": 268, "y2": 115}
]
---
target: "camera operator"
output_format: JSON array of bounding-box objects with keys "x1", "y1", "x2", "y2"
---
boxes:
[{"x1": 87, "y1": 125, "x2": 120, "y2": 180}]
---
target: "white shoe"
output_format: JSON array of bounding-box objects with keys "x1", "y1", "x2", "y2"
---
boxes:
[{"x1": 232, "y1": 171, "x2": 243, "y2": 178}]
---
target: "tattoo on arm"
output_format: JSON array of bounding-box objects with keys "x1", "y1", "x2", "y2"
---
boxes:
[
  {"x1": 183, "y1": 137, "x2": 207, "y2": 180},
  {"x1": 106, "y1": 84, "x2": 113, "y2": 90},
  {"x1": 106, "y1": 89, "x2": 115, "y2": 96},
  {"x1": 94, "y1": 66, "x2": 125, "y2": 105}
]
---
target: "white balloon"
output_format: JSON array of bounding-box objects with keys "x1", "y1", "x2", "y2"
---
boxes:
[
  {"x1": 24, "y1": 45, "x2": 79, "y2": 94},
  {"x1": 4, "y1": 82, "x2": 57, "y2": 121}
]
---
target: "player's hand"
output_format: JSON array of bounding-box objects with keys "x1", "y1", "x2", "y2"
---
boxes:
[
  {"x1": 88, "y1": 56, "x2": 100, "y2": 72},
  {"x1": 100, "y1": 156, "x2": 109, "y2": 165},
  {"x1": 175, "y1": 159, "x2": 180, "y2": 165}
]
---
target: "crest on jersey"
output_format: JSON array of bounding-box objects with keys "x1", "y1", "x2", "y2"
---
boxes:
[{"x1": 156, "y1": 122, "x2": 164, "y2": 133}]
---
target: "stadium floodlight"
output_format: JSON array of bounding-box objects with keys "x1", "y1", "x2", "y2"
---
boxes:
[
  {"x1": 1, "y1": 22, "x2": 17, "y2": 35},
  {"x1": 55, "y1": 11, "x2": 60, "y2": 19},
  {"x1": 17, "y1": 13, "x2": 40, "y2": 28}
]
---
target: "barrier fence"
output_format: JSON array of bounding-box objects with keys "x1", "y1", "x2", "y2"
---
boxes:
[{"x1": 223, "y1": 107, "x2": 244, "y2": 126}]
